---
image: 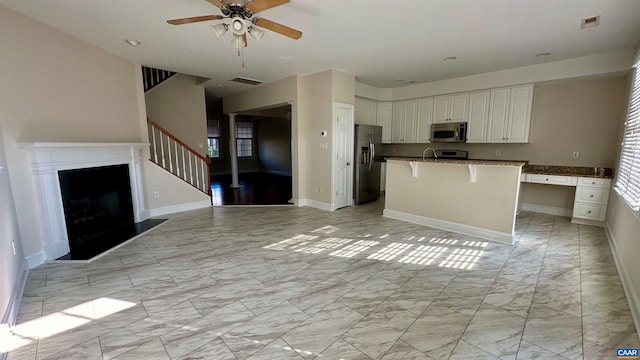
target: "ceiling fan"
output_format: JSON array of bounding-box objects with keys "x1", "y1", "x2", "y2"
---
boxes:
[{"x1": 167, "y1": 0, "x2": 302, "y2": 49}]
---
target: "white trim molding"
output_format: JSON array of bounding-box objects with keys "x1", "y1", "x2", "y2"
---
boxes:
[
  {"x1": 26, "y1": 251, "x2": 46, "y2": 269},
  {"x1": 297, "y1": 199, "x2": 333, "y2": 212},
  {"x1": 18, "y1": 142, "x2": 149, "y2": 261},
  {"x1": 604, "y1": 223, "x2": 640, "y2": 342},
  {"x1": 521, "y1": 203, "x2": 573, "y2": 217},
  {"x1": 1, "y1": 260, "x2": 28, "y2": 327},
  {"x1": 383, "y1": 209, "x2": 515, "y2": 245},
  {"x1": 148, "y1": 200, "x2": 211, "y2": 217}
]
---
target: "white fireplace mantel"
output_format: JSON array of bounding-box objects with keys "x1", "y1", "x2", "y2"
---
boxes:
[{"x1": 19, "y1": 142, "x2": 150, "y2": 260}]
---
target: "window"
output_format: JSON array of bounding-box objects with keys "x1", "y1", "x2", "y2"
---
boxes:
[
  {"x1": 208, "y1": 120, "x2": 220, "y2": 158},
  {"x1": 236, "y1": 121, "x2": 253, "y2": 158},
  {"x1": 615, "y1": 63, "x2": 640, "y2": 211}
]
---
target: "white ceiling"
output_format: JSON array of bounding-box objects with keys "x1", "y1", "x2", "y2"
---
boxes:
[{"x1": 2, "y1": 0, "x2": 640, "y2": 98}]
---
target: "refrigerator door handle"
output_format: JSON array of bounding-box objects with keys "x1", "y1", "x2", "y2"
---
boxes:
[{"x1": 368, "y1": 138, "x2": 373, "y2": 171}]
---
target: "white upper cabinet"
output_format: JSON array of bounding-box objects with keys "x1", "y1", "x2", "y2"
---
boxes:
[
  {"x1": 433, "y1": 93, "x2": 469, "y2": 123},
  {"x1": 416, "y1": 98, "x2": 434, "y2": 143},
  {"x1": 391, "y1": 100, "x2": 418, "y2": 142},
  {"x1": 487, "y1": 85, "x2": 534, "y2": 143},
  {"x1": 354, "y1": 97, "x2": 378, "y2": 125},
  {"x1": 377, "y1": 102, "x2": 392, "y2": 143},
  {"x1": 487, "y1": 88, "x2": 511, "y2": 142},
  {"x1": 507, "y1": 85, "x2": 534, "y2": 143},
  {"x1": 467, "y1": 91, "x2": 490, "y2": 143}
]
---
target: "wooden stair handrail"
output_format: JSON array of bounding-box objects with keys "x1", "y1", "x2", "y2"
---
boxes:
[{"x1": 147, "y1": 118, "x2": 208, "y2": 161}]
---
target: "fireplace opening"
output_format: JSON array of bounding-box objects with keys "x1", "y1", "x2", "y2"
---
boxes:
[{"x1": 58, "y1": 164, "x2": 137, "y2": 260}]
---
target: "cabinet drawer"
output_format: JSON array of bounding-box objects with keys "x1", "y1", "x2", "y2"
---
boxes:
[
  {"x1": 526, "y1": 174, "x2": 577, "y2": 186},
  {"x1": 575, "y1": 187, "x2": 609, "y2": 204},
  {"x1": 577, "y1": 177, "x2": 611, "y2": 188},
  {"x1": 573, "y1": 203, "x2": 605, "y2": 220}
]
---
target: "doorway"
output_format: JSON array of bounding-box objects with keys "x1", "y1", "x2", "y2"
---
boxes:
[{"x1": 208, "y1": 105, "x2": 293, "y2": 205}]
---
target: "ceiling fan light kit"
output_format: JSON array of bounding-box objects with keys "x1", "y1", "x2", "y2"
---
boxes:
[
  {"x1": 248, "y1": 26, "x2": 265, "y2": 42},
  {"x1": 211, "y1": 23, "x2": 229, "y2": 39},
  {"x1": 167, "y1": 0, "x2": 302, "y2": 50}
]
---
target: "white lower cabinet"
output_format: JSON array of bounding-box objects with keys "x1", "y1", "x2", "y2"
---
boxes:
[{"x1": 571, "y1": 177, "x2": 611, "y2": 225}]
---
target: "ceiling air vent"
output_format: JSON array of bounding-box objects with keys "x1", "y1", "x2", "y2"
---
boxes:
[
  {"x1": 231, "y1": 77, "x2": 263, "y2": 86},
  {"x1": 581, "y1": 15, "x2": 600, "y2": 29}
]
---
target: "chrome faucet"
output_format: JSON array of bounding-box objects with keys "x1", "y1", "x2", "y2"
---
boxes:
[{"x1": 422, "y1": 147, "x2": 437, "y2": 160}]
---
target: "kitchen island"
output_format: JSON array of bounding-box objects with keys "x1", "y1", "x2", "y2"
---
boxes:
[{"x1": 384, "y1": 158, "x2": 526, "y2": 244}]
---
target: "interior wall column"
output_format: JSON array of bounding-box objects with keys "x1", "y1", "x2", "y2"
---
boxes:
[{"x1": 228, "y1": 113, "x2": 241, "y2": 188}]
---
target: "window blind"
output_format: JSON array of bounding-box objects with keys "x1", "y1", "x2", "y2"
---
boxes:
[{"x1": 615, "y1": 65, "x2": 640, "y2": 211}]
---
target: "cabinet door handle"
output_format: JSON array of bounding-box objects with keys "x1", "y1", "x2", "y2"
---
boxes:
[
  {"x1": 590, "y1": 194, "x2": 594, "y2": 198},
  {"x1": 592, "y1": 181, "x2": 596, "y2": 184},
  {"x1": 587, "y1": 211, "x2": 592, "y2": 214},
  {"x1": 545, "y1": 178, "x2": 549, "y2": 181}
]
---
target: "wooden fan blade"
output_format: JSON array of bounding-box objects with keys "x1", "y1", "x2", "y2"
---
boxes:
[
  {"x1": 206, "y1": 0, "x2": 227, "y2": 9},
  {"x1": 253, "y1": 17, "x2": 302, "y2": 39},
  {"x1": 243, "y1": 33, "x2": 248, "y2": 47},
  {"x1": 246, "y1": 0, "x2": 289, "y2": 14},
  {"x1": 167, "y1": 15, "x2": 223, "y2": 25}
]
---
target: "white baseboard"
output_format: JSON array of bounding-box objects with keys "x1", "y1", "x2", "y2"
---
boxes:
[
  {"x1": 298, "y1": 199, "x2": 333, "y2": 212},
  {"x1": 1, "y1": 260, "x2": 29, "y2": 328},
  {"x1": 604, "y1": 223, "x2": 640, "y2": 343},
  {"x1": 383, "y1": 209, "x2": 514, "y2": 245},
  {"x1": 26, "y1": 251, "x2": 45, "y2": 269},
  {"x1": 148, "y1": 200, "x2": 211, "y2": 217},
  {"x1": 521, "y1": 203, "x2": 573, "y2": 217}
]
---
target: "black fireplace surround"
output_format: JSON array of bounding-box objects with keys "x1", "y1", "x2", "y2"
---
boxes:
[{"x1": 58, "y1": 164, "x2": 136, "y2": 260}]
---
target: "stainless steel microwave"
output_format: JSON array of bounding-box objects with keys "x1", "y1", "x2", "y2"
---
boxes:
[{"x1": 431, "y1": 122, "x2": 467, "y2": 143}]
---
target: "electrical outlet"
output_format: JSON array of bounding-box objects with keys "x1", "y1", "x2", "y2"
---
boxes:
[
  {"x1": 198, "y1": 143, "x2": 203, "y2": 148},
  {"x1": 154, "y1": 191, "x2": 160, "y2": 198},
  {"x1": 315, "y1": 186, "x2": 320, "y2": 193},
  {"x1": 495, "y1": 150, "x2": 502, "y2": 157},
  {"x1": 572, "y1": 151, "x2": 579, "y2": 158}
]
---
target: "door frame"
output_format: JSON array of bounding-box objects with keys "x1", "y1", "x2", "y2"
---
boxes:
[{"x1": 332, "y1": 101, "x2": 354, "y2": 210}]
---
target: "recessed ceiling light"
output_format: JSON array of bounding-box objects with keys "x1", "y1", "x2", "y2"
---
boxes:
[
  {"x1": 444, "y1": 56, "x2": 458, "y2": 62},
  {"x1": 217, "y1": 84, "x2": 224, "y2": 87},
  {"x1": 581, "y1": 15, "x2": 600, "y2": 29},
  {"x1": 395, "y1": 80, "x2": 405, "y2": 83},
  {"x1": 536, "y1": 52, "x2": 551, "y2": 58},
  {"x1": 124, "y1": 39, "x2": 141, "y2": 47},
  {"x1": 405, "y1": 81, "x2": 416, "y2": 84}
]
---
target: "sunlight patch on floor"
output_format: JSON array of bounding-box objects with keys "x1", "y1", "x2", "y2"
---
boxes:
[
  {"x1": 2, "y1": 297, "x2": 136, "y2": 354},
  {"x1": 439, "y1": 248, "x2": 484, "y2": 269},
  {"x1": 329, "y1": 240, "x2": 379, "y2": 258},
  {"x1": 367, "y1": 242, "x2": 414, "y2": 261}
]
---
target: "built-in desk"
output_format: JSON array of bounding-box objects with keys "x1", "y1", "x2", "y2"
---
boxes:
[{"x1": 522, "y1": 173, "x2": 612, "y2": 226}]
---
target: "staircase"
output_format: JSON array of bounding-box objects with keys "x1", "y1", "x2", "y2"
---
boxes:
[
  {"x1": 142, "y1": 66, "x2": 176, "y2": 92},
  {"x1": 147, "y1": 118, "x2": 212, "y2": 199}
]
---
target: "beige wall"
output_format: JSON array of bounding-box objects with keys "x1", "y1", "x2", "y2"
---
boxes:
[
  {"x1": 385, "y1": 160, "x2": 521, "y2": 236},
  {"x1": 142, "y1": 161, "x2": 210, "y2": 210},
  {"x1": 0, "y1": 5, "x2": 143, "y2": 257},
  {"x1": 0, "y1": 122, "x2": 25, "y2": 325},
  {"x1": 299, "y1": 70, "x2": 333, "y2": 203},
  {"x1": 145, "y1": 74, "x2": 208, "y2": 156}
]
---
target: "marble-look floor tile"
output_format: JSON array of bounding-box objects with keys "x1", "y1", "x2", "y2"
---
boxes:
[
  {"x1": 7, "y1": 201, "x2": 640, "y2": 360},
  {"x1": 342, "y1": 302, "x2": 417, "y2": 359},
  {"x1": 449, "y1": 339, "x2": 500, "y2": 360},
  {"x1": 315, "y1": 338, "x2": 370, "y2": 360},
  {"x1": 282, "y1": 301, "x2": 363, "y2": 356},
  {"x1": 112, "y1": 337, "x2": 169, "y2": 360},
  {"x1": 522, "y1": 305, "x2": 583, "y2": 359},
  {"x1": 401, "y1": 304, "x2": 472, "y2": 359},
  {"x1": 222, "y1": 301, "x2": 309, "y2": 358},
  {"x1": 515, "y1": 339, "x2": 568, "y2": 359},
  {"x1": 461, "y1": 303, "x2": 526, "y2": 359},
  {"x1": 381, "y1": 340, "x2": 432, "y2": 360}
]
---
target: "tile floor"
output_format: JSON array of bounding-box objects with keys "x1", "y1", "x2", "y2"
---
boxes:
[{"x1": 4, "y1": 200, "x2": 639, "y2": 360}]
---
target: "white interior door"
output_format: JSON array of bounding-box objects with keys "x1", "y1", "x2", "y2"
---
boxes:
[{"x1": 333, "y1": 102, "x2": 354, "y2": 210}]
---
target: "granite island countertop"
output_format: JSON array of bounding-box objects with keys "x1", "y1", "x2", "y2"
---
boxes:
[{"x1": 385, "y1": 157, "x2": 527, "y2": 167}]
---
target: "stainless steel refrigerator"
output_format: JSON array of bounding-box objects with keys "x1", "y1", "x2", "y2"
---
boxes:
[{"x1": 354, "y1": 124, "x2": 382, "y2": 204}]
